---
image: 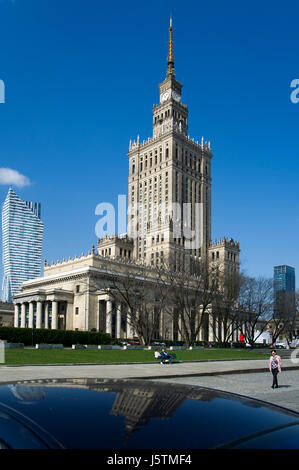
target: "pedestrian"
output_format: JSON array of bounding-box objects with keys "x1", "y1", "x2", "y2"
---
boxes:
[{"x1": 269, "y1": 349, "x2": 282, "y2": 389}]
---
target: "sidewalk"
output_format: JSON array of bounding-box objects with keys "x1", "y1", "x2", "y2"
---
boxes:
[{"x1": 1, "y1": 359, "x2": 299, "y2": 384}]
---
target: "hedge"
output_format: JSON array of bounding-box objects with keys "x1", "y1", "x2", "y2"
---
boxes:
[{"x1": 0, "y1": 327, "x2": 111, "y2": 347}]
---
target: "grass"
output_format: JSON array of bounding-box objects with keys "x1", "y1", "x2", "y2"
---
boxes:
[{"x1": 2, "y1": 348, "x2": 269, "y2": 365}]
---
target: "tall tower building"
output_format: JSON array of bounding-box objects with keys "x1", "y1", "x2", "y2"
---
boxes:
[
  {"x1": 127, "y1": 19, "x2": 212, "y2": 271},
  {"x1": 274, "y1": 265, "x2": 295, "y2": 294},
  {"x1": 1, "y1": 188, "x2": 44, "y2": 302},
  {"x1": 274, "y1": 265, "x2": 296, "y2": 315}
]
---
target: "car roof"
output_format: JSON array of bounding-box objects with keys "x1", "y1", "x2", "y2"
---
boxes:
[{"x1": 0, "y1": 378, "x2": 298, "y2": 449}]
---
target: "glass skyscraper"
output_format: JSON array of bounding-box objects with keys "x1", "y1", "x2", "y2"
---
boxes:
[
  {"x1": 274, "y1": 265, "x2": 296, "y2": 294},
  {"x1": 274, "y1": 265, "x2": 296, "y2": 318},
  {"x1": 1, "y1": 188, "x2": 44, "y2": 302}
]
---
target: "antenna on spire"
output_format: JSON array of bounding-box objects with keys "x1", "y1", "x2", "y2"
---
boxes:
[{"x1": 167, "y1": 17, "x2": 175, "y2": 77}]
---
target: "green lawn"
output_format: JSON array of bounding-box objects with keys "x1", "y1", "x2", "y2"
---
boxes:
[{"x1": 2, "y1": 348, "x2": 269, "y2": 365}]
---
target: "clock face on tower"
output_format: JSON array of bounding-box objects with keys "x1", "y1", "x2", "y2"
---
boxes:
[
  {"x1": 161, "y1": 91, "x2": 170, "y2": 103},
  {"x1": 172, "y1": 91, "x2": 181, "y2": 102}
]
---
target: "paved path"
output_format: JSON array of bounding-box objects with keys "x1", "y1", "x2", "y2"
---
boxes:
[
  {"x1": 0, "y1": 358, "x2": 298, "y2": 384},
  {"x1": 154, "y1": 370, "x2": 299, "y2": 414}
]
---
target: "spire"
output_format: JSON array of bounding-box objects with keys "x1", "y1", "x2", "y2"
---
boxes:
[{"x1": 167, "y1": 17, "x2": 175, "y2": 77}]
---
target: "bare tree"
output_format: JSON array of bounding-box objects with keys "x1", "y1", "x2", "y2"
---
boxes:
[
  {"x1": 271, "y1": 290, "x2": 296, "y2": 345},
  {"x1": 158, "y1": 260, "x2": 219, "y2": 347},
  {"x1": 236, "y1": 275, "x2": 273, "y2": 346},
  {"x1": 211, "y1": 269, "x2": 241, "y2": 345},
  {"x1": 107, "y1": 263, "x2": 168, "y2": 346}
]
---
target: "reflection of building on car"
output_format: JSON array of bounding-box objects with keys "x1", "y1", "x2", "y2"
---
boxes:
[{"x1": 1, "y1": 378, "x2": 299, "y2": 449}]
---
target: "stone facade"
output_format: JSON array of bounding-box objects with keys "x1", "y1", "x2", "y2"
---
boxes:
[
  {"x1": 14, "y1": 252, "x2": 174, "y2": 339},
  {"x1": 13, "y1": 20, "x2": 240, "y2": 340},
  {"x1": 0, "y1": 301, "x2": 14, "y2": 327}
]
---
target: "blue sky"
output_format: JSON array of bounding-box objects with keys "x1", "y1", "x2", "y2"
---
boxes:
[{"x1": 0, "y1": 0, "x2": 298, "y2": 286}]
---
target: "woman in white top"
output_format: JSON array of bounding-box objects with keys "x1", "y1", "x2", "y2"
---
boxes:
[{"x1": 269, "y1": 349, "x2": 282, "y2": 389}]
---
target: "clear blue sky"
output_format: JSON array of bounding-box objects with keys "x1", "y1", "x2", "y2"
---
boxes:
[{"x1": 0, "y1": 0, "x2": 298, "y2": 286}]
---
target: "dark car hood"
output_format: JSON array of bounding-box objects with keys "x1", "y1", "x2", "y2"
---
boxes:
[{"x1": 0, "y1": 378, "x2": 298, "y2": 449}]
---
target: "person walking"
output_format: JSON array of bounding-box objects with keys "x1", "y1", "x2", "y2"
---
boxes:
[{"x1": 269, "y1": 349, "x2": 282, "y2": 389}]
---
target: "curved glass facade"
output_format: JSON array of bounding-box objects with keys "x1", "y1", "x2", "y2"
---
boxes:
[{"x1": 1, "y1": 188, "x2": 44, "y2": 302}]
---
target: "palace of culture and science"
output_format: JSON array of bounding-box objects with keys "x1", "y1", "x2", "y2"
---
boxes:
[{"x1": 13, "y1": 21, "x2": 240, "y2": 341}]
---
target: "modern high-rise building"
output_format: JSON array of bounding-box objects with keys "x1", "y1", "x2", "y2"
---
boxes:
[
  {"x1": 1, "y1": 188, "x2": 44, "y2": 302},
  {"x1": 274, "y1": 265, "x2": 296, "y2": 317},
  {"x1": 274, "y1": 265, "x2": 296, "y2": 294}
]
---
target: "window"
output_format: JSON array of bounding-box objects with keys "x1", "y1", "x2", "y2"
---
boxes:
[
  {"x1": 75, "y1": 307, "x2": 79, "y2": 315},
  {"x1": 76, "y1": 285, "x2": 80, "y2": 293}
]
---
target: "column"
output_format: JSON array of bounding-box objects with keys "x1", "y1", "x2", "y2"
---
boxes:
[
  {"x1": 20, "y1": 304, "x2": 26, "y2": 328},
  {"x1": 52, "y1": 301, "x2": 58, "y2": 330},
  {"x1": 208, "y1": 314, "x2": 214, "y2": 342},
  {"x1": 159, "y1": 311, "x2": 164, "y2": 339},
  {"x1": 126, "y1": 308, "x2": 134, "y2": 339},
  {"x1": 106, "y1": 300, "x2": 112, "y2": 336},
  {"x1": 116, "y1": 303, "x2": 122, "y2": 338},
  {"x1": 36, "y1": 301, "x2": 42, "y2": 329},
  {"x1": 96, "y1": 302, "x2": 100, "y2": 332},
  {"x1": 167, "y1": 310, "x2": 174, "y2": 341},
  {"x1": 200, "y1": 324, "x2": 205, "y2": 342},
  {"x1": 178, "y1": 316, "x2": 182, "y2": 341},
  {"x1": 14, "y1": 304, "x2": 19, "y2": 328},
  {"x1": 66, "y1": 302, "x2": 73, "y2": 330},
  {"x1": 226, "y1": 323, "x2": 233, "y2": 342},
  {"x1": 44, "y1": 302, "x2": 49, "y2": 329},
  {"x1": 218, "y1": 320, "x2": 222, "y2": 342},
  {"x1": 28, "y1": 302, "x2": 34, "y2": 329}
]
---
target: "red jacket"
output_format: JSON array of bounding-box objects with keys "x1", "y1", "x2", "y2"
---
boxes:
[{"x1": 269, "y1": 355, "x2": 282, "y2": 373}]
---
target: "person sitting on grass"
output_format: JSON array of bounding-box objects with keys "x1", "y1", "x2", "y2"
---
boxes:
[
  {"x1": 160, "y1": 348, "x2": 173, "y2": 364},
  {"x1": 154, "y1": 349, "x2": 163, "y2": 362}
]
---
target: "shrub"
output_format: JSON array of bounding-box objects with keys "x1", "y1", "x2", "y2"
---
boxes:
[
  {"x1": 232, "y1": 342, "x2": 246, "y2": 349},
  {"x1": 195, "y1": 341, "x2": 208, "y2": 347},
  {"x1": 0, "y1": 327, "x2": 111, "y2": 347}
]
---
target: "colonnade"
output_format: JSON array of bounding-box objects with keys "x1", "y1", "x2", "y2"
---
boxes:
[
  {"x1": 14, "y1": 300, "x2": 61, "y2": 330},
  {"x1": 14, "y1": 297, "x2": 245, "y2": 342},
  {"x1": 103, "y1": 299, "x2": 134, "y2": 338}
]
